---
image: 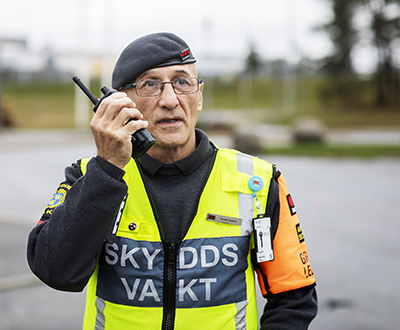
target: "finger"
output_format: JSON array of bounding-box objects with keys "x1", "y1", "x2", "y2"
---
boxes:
[
  {"x1": 95, "y1": 92, "x2": 136, "y2": 120},
  {"x1": 124, "y1": 118, "x2": 149, "y2": 133},
  {"x1": 104, "y1": 107, "x2": 144, "y2": 133},
  {"x1": 101, "y1": 97, "x2": 136, "y2": 122}
]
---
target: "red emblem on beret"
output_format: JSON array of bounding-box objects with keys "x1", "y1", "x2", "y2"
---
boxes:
[{"x1": 180, "y1": 48, "x2": 190, "y2": 61}]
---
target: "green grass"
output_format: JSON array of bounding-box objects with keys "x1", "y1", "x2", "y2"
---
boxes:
[
  {"x1": 2, "y1": 76, "x2": 400, "y2": 130},
  {"x1": 2, "y1": 79, "x2": 399, "y2": 158},
  {"x1": 265, "y1": 143, "x2": 400, "y2": 158},
  {"x1": 3, "y1": 82, "x2": 77, "y2": 128},
  {"x1": 203, "y1": 76, "x2": 400, "y2": 127}
]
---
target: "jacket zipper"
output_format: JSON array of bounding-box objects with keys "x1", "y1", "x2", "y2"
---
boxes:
[
  {"x1": 162, "y1": 241, "x2": 179, "y2": 330},
  {"x1": 136, "y1": 152, "x2": 216, "y2": 329},
  {"x1": 136, "y1": 162, "x2": 179, "y2": 329}
]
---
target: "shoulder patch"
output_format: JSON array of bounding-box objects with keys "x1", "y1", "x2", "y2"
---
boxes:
[
  {"x1": 296, "y1": 223, "x2": 305, "y2": 243},
  {"x1": 43, "y1": 183, "x2": 71, "y2": 216},
  {"x1": 286, "y1": 194, "x2": 297, "y2": 215}
]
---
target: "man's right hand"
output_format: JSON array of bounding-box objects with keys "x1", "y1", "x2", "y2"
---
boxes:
[{"x1": 90, "y1": 92, "x2": 149, "y2": 169}]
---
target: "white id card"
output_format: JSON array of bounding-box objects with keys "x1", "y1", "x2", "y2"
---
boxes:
[{"x1": 254, "y1": 216, "x2": 274, "y2": 262}]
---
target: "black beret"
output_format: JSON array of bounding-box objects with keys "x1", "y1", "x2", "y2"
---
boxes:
[{"x1": 112, "y1": 32, "x2": 196, "y2": 89}]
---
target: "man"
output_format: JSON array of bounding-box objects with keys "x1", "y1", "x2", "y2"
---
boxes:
[{"x1": 27, "y1": 32, "x2": 317, "y2": 329}]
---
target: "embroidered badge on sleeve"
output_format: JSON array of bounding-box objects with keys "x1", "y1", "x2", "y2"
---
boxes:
[
  {"x1": 296, "y1": 223, "x2": 305, "y2": 243},
  {"x1": 43, "y1": 183, "x2": 71, "y2": 216},
  {"x1": 286, "y1": 194, "x2": 297, "y2": 216}
]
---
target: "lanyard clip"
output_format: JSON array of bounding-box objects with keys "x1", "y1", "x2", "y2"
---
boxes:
[{"x1": 248, "y1": 175, "x2": 264, "y2": 215}]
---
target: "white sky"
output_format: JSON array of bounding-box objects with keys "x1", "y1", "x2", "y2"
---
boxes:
[
  {"x1": 0, "y1": 0, "x2": 333, "y2": 62},
  {"x1": 4, "y1": 0, "x2": 383, "y2": 76}
]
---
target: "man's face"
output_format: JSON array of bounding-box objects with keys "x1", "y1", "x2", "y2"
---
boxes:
[{"x1": 125, "y1": 64, "x2": 203, "y2": 159}]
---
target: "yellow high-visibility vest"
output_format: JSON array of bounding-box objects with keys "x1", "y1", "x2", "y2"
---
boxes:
[{"x1": 80, "y1": 148, "x2": 274, "y2": 330}]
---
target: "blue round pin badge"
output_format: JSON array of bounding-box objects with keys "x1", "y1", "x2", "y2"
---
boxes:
[{"x1": 248, "y1": 175, "x2": 264, "y2": 197}]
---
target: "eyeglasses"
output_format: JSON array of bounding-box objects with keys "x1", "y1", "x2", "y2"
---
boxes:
[{"x1": 121, "y1": 77, "x2": 203, "y2": 97}]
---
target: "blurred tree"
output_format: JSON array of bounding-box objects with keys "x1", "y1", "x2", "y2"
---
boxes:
[
  {"x1": 244, "y1": 43, "x2": 262, "y2": 76},
  {"x1": 320, "y1": 0, "x2": 400, "y2": 107},
  {"x1": 319, "y1": 0, "x2": 360, "y2": 75},
  {"x1": 367, "y1": 0, "x2": 400, "y2": 107}
]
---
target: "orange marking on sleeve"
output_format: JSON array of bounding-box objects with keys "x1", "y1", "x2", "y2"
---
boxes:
[{"x1": 255, "y1": 174, "x2": 316, "y2": 294}]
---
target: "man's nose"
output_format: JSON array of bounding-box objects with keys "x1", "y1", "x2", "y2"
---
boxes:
[{"x1": 158, "y1": 83, "x2": 179, "y2": 109}]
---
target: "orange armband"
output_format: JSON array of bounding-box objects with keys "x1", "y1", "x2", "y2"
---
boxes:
[{"x1": 254, "y1": 173, "x2": 315, "y2": 295}]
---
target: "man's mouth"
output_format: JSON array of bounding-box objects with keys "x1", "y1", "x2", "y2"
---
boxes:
[{"x1": 160, "y1": 119, "x2": 180, "y2": 124}]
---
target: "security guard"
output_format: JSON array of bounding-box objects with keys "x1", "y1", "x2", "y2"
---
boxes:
[{"x1": 27, "y1": 32, "x2": 317, "y2": 329}]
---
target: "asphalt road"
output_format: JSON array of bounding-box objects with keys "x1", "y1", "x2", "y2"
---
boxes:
[{"x1": 0, "y1": 129, "x2": 399, "y2": 330}]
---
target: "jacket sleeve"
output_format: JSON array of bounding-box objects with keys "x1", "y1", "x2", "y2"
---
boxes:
[
  {"x1": 260, "y1": 285, "x2": 318, "y2": 329},
  {"x1": 254, "y1": 171, "x2": 318, "y2": 329},
  {"x1": 27, "y1": 156, "x2": 128, "y2": 292}
]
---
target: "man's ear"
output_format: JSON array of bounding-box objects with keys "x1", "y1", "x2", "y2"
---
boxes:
[{"x1": 197, "y1": 82, "x2": 204, "y2": 112}]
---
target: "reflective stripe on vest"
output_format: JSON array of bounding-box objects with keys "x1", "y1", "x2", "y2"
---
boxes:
[
  {"x1": 94, "y1": 297, "x2": 106, "y2": 330},
  {"x1": 81, "y1": 149, "x2": 274, "y2": 330}
]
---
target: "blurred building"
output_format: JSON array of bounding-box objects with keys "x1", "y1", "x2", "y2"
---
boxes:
[{"x1": 0, "y1": 39, "x2": 72, "y2": 85}]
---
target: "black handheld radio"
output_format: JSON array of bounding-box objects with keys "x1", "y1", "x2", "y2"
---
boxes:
[{"x1": 72, "y1": 75, "x2": 155, "y2": 159}]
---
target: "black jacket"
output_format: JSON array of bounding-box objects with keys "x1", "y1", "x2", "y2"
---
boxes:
[{"x1": 27, "y1": 130, "x2": 317, "y2": 329}]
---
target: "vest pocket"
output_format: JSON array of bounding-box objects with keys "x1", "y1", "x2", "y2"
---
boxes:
[{"x1": 117, "y1": 219, "x2": 158, "y2": 240}]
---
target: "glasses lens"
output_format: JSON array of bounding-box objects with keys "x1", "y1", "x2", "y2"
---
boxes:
[
  {"x1": 173, "y1": 77, "x2": 198, "y2": 94},
  {"x1": 136, "y1": 79, "x2": 162, "y2": 96}
]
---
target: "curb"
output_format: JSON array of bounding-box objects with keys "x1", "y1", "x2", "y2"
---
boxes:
[{"x1": 0, "y1": 274, "x2": 42, "y2": 293}]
